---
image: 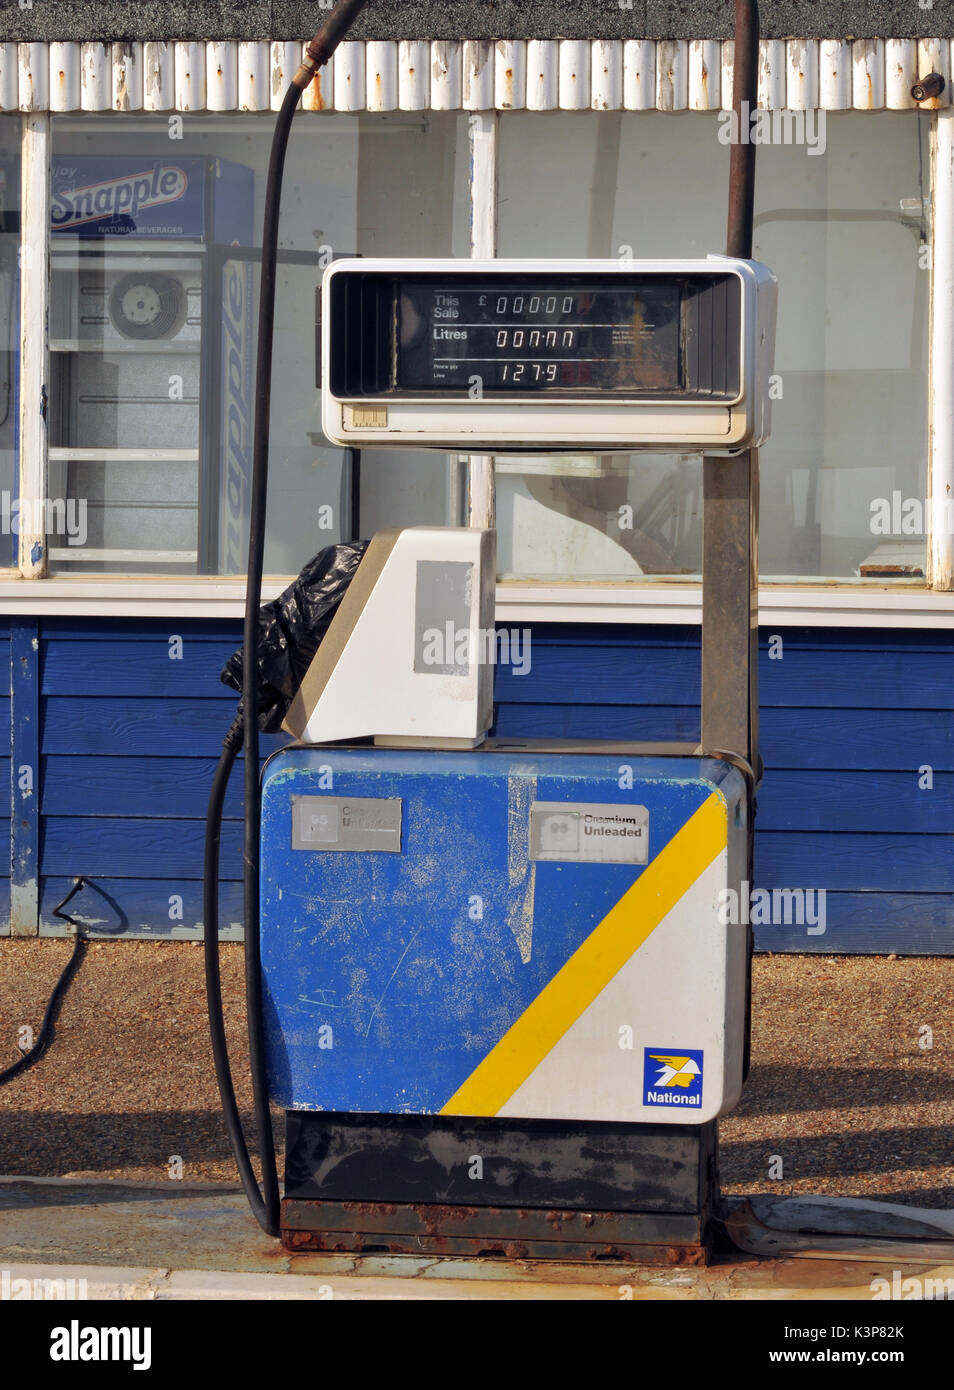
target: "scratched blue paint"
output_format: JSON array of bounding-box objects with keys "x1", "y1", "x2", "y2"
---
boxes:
[{"x1": 259, "y1": 745, "x2": 744, "y2": 1114}]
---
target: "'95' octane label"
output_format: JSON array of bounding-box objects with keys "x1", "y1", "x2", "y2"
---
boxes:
[
  {"x1": 530, "y1": 802, "x2": 649, "y2": 865},
  {"x1": 292, "y1": 796, "x2": 402, "y2": 853}
]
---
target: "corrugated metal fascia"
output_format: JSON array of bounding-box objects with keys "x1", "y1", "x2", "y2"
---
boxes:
[{"x1": 2, "y1": 38, "x2": 950, "y2": 113}]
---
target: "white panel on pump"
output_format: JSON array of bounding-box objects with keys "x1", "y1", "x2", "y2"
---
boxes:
[{"x1": 283, "y1": 527, "x2": 496, "y2": 748}]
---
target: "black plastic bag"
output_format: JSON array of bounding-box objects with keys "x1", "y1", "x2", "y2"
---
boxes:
[{"x1": 221, "y1": 540, "x2": 368, "y2": 732}]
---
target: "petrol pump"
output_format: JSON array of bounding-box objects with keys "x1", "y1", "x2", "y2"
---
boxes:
[{"x1": 204, "y1": 0, "x2": 775, "y2": 1263}]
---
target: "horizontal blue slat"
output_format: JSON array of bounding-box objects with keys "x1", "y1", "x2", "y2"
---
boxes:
[
  {"x1": 41, "y1": 637, "x2": 241, "y2": 699},
  {"x1": 756, "y1": 830, "x2": 954, "y2": 893},
  {"x1": 513, "y1": 624, "x2": 954, "y2": 655},
  {"x1": 494, "y1": 704, "x2": 954, "y2": 771},
  {"x1": 756, "y1": 770, "x2": 954, "y2": 834},
  {"x1": 38, "y1": 876, "x2": 243, "y2": 939},
  {"x1": 757, "y1": 648, "x2": 954, "y2": 711},
  {"x1": 495, "y1": 643, "x2": 954, "y2": 712},
  {"x1": 40, "y1": 618, "x2": 241, "y2": 642},
  {"x1": 40, "y1": 756, "x2": 244, "y2": 818},
  {"x1": 493, "y1": 644, "x2": 699, "y2": 707},
  {"x1": 754, "y1": 891, "x2": 954, "y2": 954},
  {"x1": 42, "y1": 698, "x2": 287, "y2": 758},
  {"x1": 41, "y1": 816, "x2": 243, "y2": 880},
  {"x1": 493, "y1": 702, "x2": 701, "y2": 743}
]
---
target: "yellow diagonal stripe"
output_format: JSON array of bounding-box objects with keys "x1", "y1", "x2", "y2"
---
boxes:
[{"x1": 440, "y1": 791, "x2": 727, "y2": 1117}]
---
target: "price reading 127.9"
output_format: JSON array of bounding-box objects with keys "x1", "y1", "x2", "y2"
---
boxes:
[{"x1": 482, "y1": 293, "x2": 581, "y2": 382}]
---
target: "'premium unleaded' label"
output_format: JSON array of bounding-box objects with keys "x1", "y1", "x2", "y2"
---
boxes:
[{"x1": 529, "y1": 802, "x2": 649, "y2": 865}]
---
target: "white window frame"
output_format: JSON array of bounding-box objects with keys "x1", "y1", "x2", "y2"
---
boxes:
[{"x1": 1, "y1": 100, "x2": 953, "y2": 626}]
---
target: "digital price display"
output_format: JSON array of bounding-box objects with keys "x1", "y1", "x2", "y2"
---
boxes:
[
  {"x1": 396, "y1": 281, "x2": 682, "y2": 394},
  {"x1": 321, "y1": 258, "x2": 777, "y2": 453}
]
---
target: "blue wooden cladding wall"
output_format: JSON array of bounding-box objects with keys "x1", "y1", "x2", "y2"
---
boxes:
[{"x1": 0, "y1": 616, "x2": 949, "y2": 953}]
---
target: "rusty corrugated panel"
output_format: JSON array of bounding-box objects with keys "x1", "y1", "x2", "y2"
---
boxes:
[
  {"x1": 238, "y1": 40, "x2": 268, "y2": 111},
  {"x1": 852, "y1": 37, "x2": 885, "y2": 111},
  {"x1": 206, "y1": 40, "x2": 237, "y2": 112},
  {"x1": 819, "y1": 37, "x2": 852, "y2": 110},
  {"x1": 18, "y1": 42, "x2": 49, "y2": 111},
  {"x1": 885, "y1": 38, "x2": 917, "y2": 110},
  {"x1": 399, "y1": 39, "x2": 428, "y2": 110},
  {"x1": 366, "y1": 39, "x2": 398, "y2": 112},
  {"x1": 758, "y1": 37, "x2": 786, "y2": 110},
  {"x1": 786, "y1": 38, "x2": 819, "y2": 111},
  {"x1": 495, "y1": 39, "x2": 526, "y2": 111},
  {"x1": 333, "y1": 39, "x2": 364, "y2": 110},
  {"x1": 689, "y1": 38, "x2": 720, "y2": 111},
  {"x1": 111, "y1": 42, "x2": 143, "y2": 112},
  {"x1": 918, "y1": 37, "x2": 951, "y2": 109},
  {"x1": 0, "y1": 37, "x2": 944, "y2": 112},
  {"x1": 143, "y1": 40, "x2": 173, "y2": 112},
  {"x1": 656, "y1": 38, "x2": 688, "y2": 111},
  {"x1": 49, "y1": 42, "x2": 80, "y2": 113}
]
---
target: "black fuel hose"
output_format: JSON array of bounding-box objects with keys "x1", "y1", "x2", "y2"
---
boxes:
[
  {"x1": 202, "y1": 714, "x2": 273, "y2": 1225},
  {"x1": 204, "y1": 0, "x2": 370, "y2": 1239},
  {"x1": 203, "y1": 78, "x2": 300, "y2": 1239},
  {"x1": 241, "y1": 75, "x2": 302, "y2": 1238}
]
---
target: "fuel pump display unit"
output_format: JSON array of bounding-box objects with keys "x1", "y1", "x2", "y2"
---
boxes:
[
  {"x1": 254, "y1": 245, "x2": 775, "y2": 1258},
  {"x1": 323, "y1": 257, "x2": 775, "y2": 451}
]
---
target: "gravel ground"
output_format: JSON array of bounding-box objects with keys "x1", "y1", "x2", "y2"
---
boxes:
[
  {"x1": 720, "y1": 953, "x2": 954, "y2": 1208},
  {"x1": 0, "y1": 942, "x2": 952, "y2": 1207}
]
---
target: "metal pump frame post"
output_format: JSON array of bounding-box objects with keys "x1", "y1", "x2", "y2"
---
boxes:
[
  {"x1": 702, "y1": 0, "x2": 760, "y2": 1090},
  {"x1": 702, "y1": 0, "x2": 760, "y2": 776}
]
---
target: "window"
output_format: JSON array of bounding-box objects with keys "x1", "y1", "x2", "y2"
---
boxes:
[
  {"x1": 495, "y1": 111, "x2": 929, "y2": 583},
  {"x1": 47, "y1": 113, "x2": 470, "y2": 577}
]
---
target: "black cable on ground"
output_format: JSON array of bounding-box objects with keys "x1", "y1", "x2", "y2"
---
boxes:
[{"x1": 0, "y1": 878, "x2": 89, "y2": 1088}]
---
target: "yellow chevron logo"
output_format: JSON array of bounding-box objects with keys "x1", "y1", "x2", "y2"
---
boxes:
[{"x1": 648, "y1": 1054, "x2": 702, "y2": 1089}]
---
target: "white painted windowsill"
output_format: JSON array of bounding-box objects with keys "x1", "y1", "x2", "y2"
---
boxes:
[{"x1": 0, "y1": 576, "x2": 951, "y2": 628}]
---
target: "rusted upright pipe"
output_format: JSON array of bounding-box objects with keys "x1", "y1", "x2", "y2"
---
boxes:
[{"x1": 726, "y1": 0, "x2": 759, "y2": 259}]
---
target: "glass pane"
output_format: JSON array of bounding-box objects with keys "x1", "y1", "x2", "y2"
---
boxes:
[
  {"x1": 47, "y1": 113, "x2": 469, "y2": 576},
  {"x1": 496, "y1": 111, "x2": 928, "y2": 582},
  {"x1": 0, "y1": 117, "x2": 19, "y2": 569},
  {"x1": 496, "y1": 455, "x2": 701, "y2": 581}
]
